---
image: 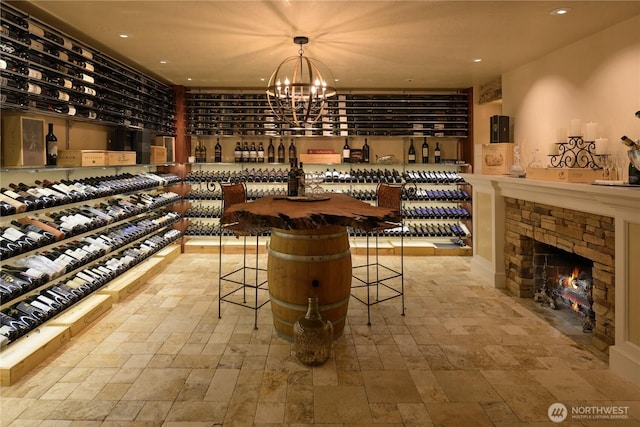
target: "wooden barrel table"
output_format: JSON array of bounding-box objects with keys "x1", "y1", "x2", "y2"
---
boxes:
[{"x1": 267, "y1": 226, "x2": 351, "y2": 340}]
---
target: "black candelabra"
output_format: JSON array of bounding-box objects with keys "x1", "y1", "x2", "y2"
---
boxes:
[{"x1": 549, "y1": 136, "x2": 601, "y2": 169}]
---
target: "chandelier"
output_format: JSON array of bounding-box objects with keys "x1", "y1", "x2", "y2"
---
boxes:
[{"x1": 266, "y1": 36, "x2": 337, "y2": 129}]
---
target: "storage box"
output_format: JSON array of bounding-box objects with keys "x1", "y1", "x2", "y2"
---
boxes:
[
  {"x1": 481, "y1": 143, "x2": 514, "y2": 175},
  {"x1": 56, "y1": 150, "x2": 107, "y2": 167},
  {"x1": 154, "y1": 136, "x2": 175, "y2": 162},
  {"x1": 299, "y1": 153, "x2": 342, "y2": 164},
  {"x1": 1, "y1": 116, "x2": 45, "y2": 167},
  {"x1": 106, "y1": 151, "x2": 137, "y2": 166},
  {"x1": 526, "y1": 167, "x2": 603, "y2": 183},
  {"x1": 150, "y1": 145, "x2": 167, "y2": 163}
]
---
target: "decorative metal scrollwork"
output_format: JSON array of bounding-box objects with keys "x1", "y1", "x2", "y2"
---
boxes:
[{"x1": 549, "y1": 136, "x2": 601, "y2": 169}]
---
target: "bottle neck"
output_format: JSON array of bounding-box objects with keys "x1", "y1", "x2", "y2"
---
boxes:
[{"x1": 305, "y1": 297, "x2": 321, "y2": 319}]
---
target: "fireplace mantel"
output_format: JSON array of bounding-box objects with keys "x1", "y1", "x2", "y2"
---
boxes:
[{"x1": 462, "y1": 174, "x2": 640, "y2": 387}]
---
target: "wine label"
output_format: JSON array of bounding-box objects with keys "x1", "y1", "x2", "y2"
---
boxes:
[
  {"x1": 30, "y1": 39, "x2": 44, "y2": 51},
  {"x1": 0, "y1": 59, "x2": 7, "y2": 70},
  {"x1": 66, "y1": 105, "x2": 76, "y2": 115},
  {"x1": 61, "y1": 37, "x2": 73, "y2": 50},
  {"x1": 26, "y1": 68, "x2": 42, "y2": 79},
  {"x1": 57, "y1": 91, "x2": 70, "y2": 101},
  {"x1": 27, "y1": 23, "x2": 45, "y2": 37},
  {"x1": 3, "y1": 190, "x2": 21, "y2": 199},
  {"x1": 77, "y1": 47, "x2": 93, "y2": 60},
  {"x1": 62, "y1": 78, "x2": 72, "y2": 89},
  {"x1": 27, "y1": 83, "x2": 41, "y2": 94},
  {"x1": 80, "y1": 73, "x2": 94, "y2": 83},
  {"x1": 83, "y1": 62, "x2": 94, "y2": 72},
  {"x1": 58, "y1": 51, "x2": 69, "y2": 62}
]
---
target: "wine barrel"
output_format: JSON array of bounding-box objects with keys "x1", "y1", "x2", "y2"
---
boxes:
[{"x1": 267, "y1": 226, "x2": 352, "y2": 340}]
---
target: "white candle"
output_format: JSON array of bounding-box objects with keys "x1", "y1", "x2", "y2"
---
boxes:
[
  {"x1": 595, "y1": 138, "x2": 608, "y2": 155},
  {"x1": 549, "y1": 143, "x2": 559, "y2": 155},
  {"x1": 585, "y1": 122, "x2": 597, "y2": 141},
  {"x1": 556, "y1": 127, "x2": 567, "y2": 143},
  {"x1": 570, "y1": 119, "x2": 581, "y2": 136}
]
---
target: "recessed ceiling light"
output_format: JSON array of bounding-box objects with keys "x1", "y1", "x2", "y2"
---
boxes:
[
  {"x1": 187, "y1": 77, "x2": 192, "y2": 81},
  {"x1": 550, "y1": 7, "x2": 571, "y2": 15},
  {"x1": 159, "y1": 60, "x2": 168, "y2": 64},
  {"x1": 119, "y1": 34, "x2": 129, "y2": 38},
  {"x1": 473, "y1": 58, "x2": 482, "y2": 63}
]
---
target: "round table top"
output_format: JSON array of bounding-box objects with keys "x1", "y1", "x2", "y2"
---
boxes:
[{"x1": 220, "y1": 193, "x2": 402, "y2": 233}]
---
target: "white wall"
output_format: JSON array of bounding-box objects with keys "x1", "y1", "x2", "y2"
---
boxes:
[{"x1": 499, "y1": 14, "x2": 640, "y2": 180}]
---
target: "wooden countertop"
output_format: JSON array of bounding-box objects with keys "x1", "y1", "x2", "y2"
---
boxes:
[{"x1": 220, "y1": 193, "x2": 401, "y2": 233}]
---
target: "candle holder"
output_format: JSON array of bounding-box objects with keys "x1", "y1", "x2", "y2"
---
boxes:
[{"x1": 549, "y1": 136, "x2": 601, "y2": 169}]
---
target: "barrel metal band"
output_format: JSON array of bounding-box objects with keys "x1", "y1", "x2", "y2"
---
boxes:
[
  {"x1": 267, "y1": 247, "x2": 351, "y2": 262},
  {"x1": 270, "y1": 294, "x2": 350, "y2": 312},
  {"x1": 271, "y1": 229, "x2": 347, "y2": 240},
  {"x1": 273, "y1": 313, "x2": 346, "y2": 328}
]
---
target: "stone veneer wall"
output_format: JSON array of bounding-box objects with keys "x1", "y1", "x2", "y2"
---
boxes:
[{"x1": 503, "y1": 197, "x2": 615, "y2": 350}]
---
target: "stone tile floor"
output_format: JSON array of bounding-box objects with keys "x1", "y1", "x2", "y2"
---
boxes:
[{"x1": 1, "y1": 254, "x2": 639, "y2": 426}]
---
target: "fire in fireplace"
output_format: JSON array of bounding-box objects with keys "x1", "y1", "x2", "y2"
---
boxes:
[{"x1": 532, "y1": 243, "x2": 595, "y2": 332}]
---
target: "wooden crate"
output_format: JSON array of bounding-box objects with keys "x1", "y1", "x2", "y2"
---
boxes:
[
  {"x1": 150, "y1": 146, "x2": 168, "y2": 163},
  {"x1": 1, "y1": 116, "x2": 46, "y2": 167},
  {"x1": 57, "y1": 150, "x2": 107, "y2": 167},
  {"x1": 526, "y1": 167, "x2": 603, "y2": 183},
  {"x1": 49, "y1": 294, "x2": 113, "y2": 337},
  {"x1": 299, "y1": 153, "x2": 342, "y2": 164},
  {"x1": 481, "y1": 143, "x2": 514, "y2": 175},
  {"x1": 0, "y1": 325, "x2": 70, "y2": 385},
  {"x1": 106, "y1": 150, "x2": 137, "y2": 166}
]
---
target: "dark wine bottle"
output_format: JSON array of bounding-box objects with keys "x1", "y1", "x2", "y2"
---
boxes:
[
  {"x1": 267, "y1": 139, "x2": 275, "y2": 163},
  {"x1": 45, "y1": 123, "x2": 58, "y2": 166},
  {"x1": 422, "y1": 138, "x2": 429, "y2": 163},
  {"x1": 408, "y1": 138, "x2": 416, "y2": 163},
  {"x1": 214, "y1": 138, "x2": 222, "y2": 163},
  {"x1": 257, "y1": 142, "x2": 265, "y2": 163},
  {"x1": 249, "y1": 141, "x2": 257, "y2": 163},
  {"x1": 362, "y1": 138, "x2": 370, "y2": 163},
  {"x1": 234, "y1": 141, "x2": 242, "y2": 163},
  {"x1": 242, "y1": 141, "x2": 250, "y2": 162},
  {"x1": 434, "y1": 142, "x2": 441, "y2": 164},
  {"x1": 288, "y1": 139, "x2": 297, "y2": 163},
  {"x1": 277, "y1": 139, "x2": 285, "y2": 163},
  {"x1": 342, "y1": 138, "x2": 351, "y2": 163},
  {"x1": 287, "y1": 160, "x2": 298, "y2": 197}
]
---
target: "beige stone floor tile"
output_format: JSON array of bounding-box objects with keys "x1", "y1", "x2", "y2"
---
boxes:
[
  {"x1": 314, "y1": 385, "x2": 372, "y2": 424},
  {"x1": 361, "y1": 370, "x2": 422, "y2": 403},
  {"x1": 3, "y1": 255, "x2": 639, "y2": 426}
]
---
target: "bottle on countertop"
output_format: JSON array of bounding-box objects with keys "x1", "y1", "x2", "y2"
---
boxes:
[
  {"x1": 277, "y1": 138, "x2": 285, "y2": 163},
  {"x1": 234, "y1": 141, "x2": 242, "y2": 163},
  {"x1": 297, "y1": 162, "x2": 306, "y2": 197},
  {"x1": 242, "y1": 141, "x2": 250, "y2": 162},
  {"x1": 289, "y1": 139, "x2": 297, "y2": 163},
  {"x1": 342, "y1": 138, "x2": 351, "y2": 163},
  {"x1": 408, "y1": 138, "x2": 416, "y2": 163},
  {"x1": 421, "y1": 138, "x2": 429, "y2": 163},
  {"x1": 267, "y1": 139, "x2": 275, "y2": 163},
  {"x1": 249, "y1": 141, "x2": 257, "y2": 163},
  {"x1": 214, "y1": 138, "x2": 222, "y2": 163},
  {"x1": 257, "y1": 141, "x2": 265, "y2": 163},
  {"x1": 362, "y1": 138, "x2": 370, "y2": 163},
  {"x1": 287, "y1": 160, "x2": 298, "y2": 197},
  {"x1": 434, "y1": 142, "x2": 441, "y2": 164},
  {"x1": 622, "y1": 136, "x2": 640, "y2": 185},
  {"x1": 45, "y1": 123, "x2": 58, "y2": 166}
]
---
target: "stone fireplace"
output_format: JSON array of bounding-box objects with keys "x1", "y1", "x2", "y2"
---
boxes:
[
  {"x1": 464, "y1": 174, "x2": 640, "y2": 388},
  {"x1": 503, "y1": 198, "x2": 614, "y2": 348}
]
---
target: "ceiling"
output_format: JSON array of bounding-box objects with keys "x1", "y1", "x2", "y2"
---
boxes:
[{"x1": 12, "y1": 0, "x2": 640, "y2": 90}]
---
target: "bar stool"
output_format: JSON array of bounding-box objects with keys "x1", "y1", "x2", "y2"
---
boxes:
[
  {"x1": 218, "y1": 182, "x2": 269, "y2": 329},
  {"x1": 351, "y1": 182, "x2": 405, "y2": 325}
]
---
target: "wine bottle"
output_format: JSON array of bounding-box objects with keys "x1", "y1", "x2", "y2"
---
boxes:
[
  {"x1": 288, "y1": 139, "x2": 297, "y2": 163},
  {"x1": 234, "y1": 141, "x2": 242, "y2": 162},
  {"x1": 277, "y1": 139, "x2": 285, "y2": 163},
  {"x1": 342, "y1": 138, "x2": 351, "y2": 163},
  {"x1": 214, "y1": 138, "x2": 222, "y2": 163},
  {"x1": 45, "y1": 123, "x2": 57, "y2": 166},
  {"x1": 257, "y1": 142, "x2": 265, "y2": 163},
  {"x1": 362, "y1": 138, "x2": 370, "y2": 163},
  {"x1": 287, "y1": 161, "x2": 298, "y2": 197},
  {"x1": 267, "y1": 139, "x2": 275, "y2": 163},
  {"x1": 421, "y1": 138, "x2": 429, "y2": 163},
  {"x1": 408, "y1": 138, "x2": 416, "y2": 163},
  {"x1": 630, "y1": 163, "x2": 640, "y2": 185},
  {"x1": 242, "y1": 141, "x2": 250, "y2": 162},
  {"x1": 249, "y1": 141, "x2": 257, "y2": 163},
  {"x1": 297, "y1": 162, "x2": 306, "y2": 197},
  {"x1": 434, "y1": 142, "x2": 441, "y2": 164}
]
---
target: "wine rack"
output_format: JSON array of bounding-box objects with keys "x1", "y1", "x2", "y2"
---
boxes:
[
  {"x1": 186, "y1": 90, "x2": 470, "y2": 138},
  {"x1": 0, "y1": 165, "x2": 182, "y2": 352},
  {"x1": 180, "y1": 161, "x2": 472, "y2": 253},
  {"x1": 0, "y1": 2, "x2": 175, "y2": 134}
]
